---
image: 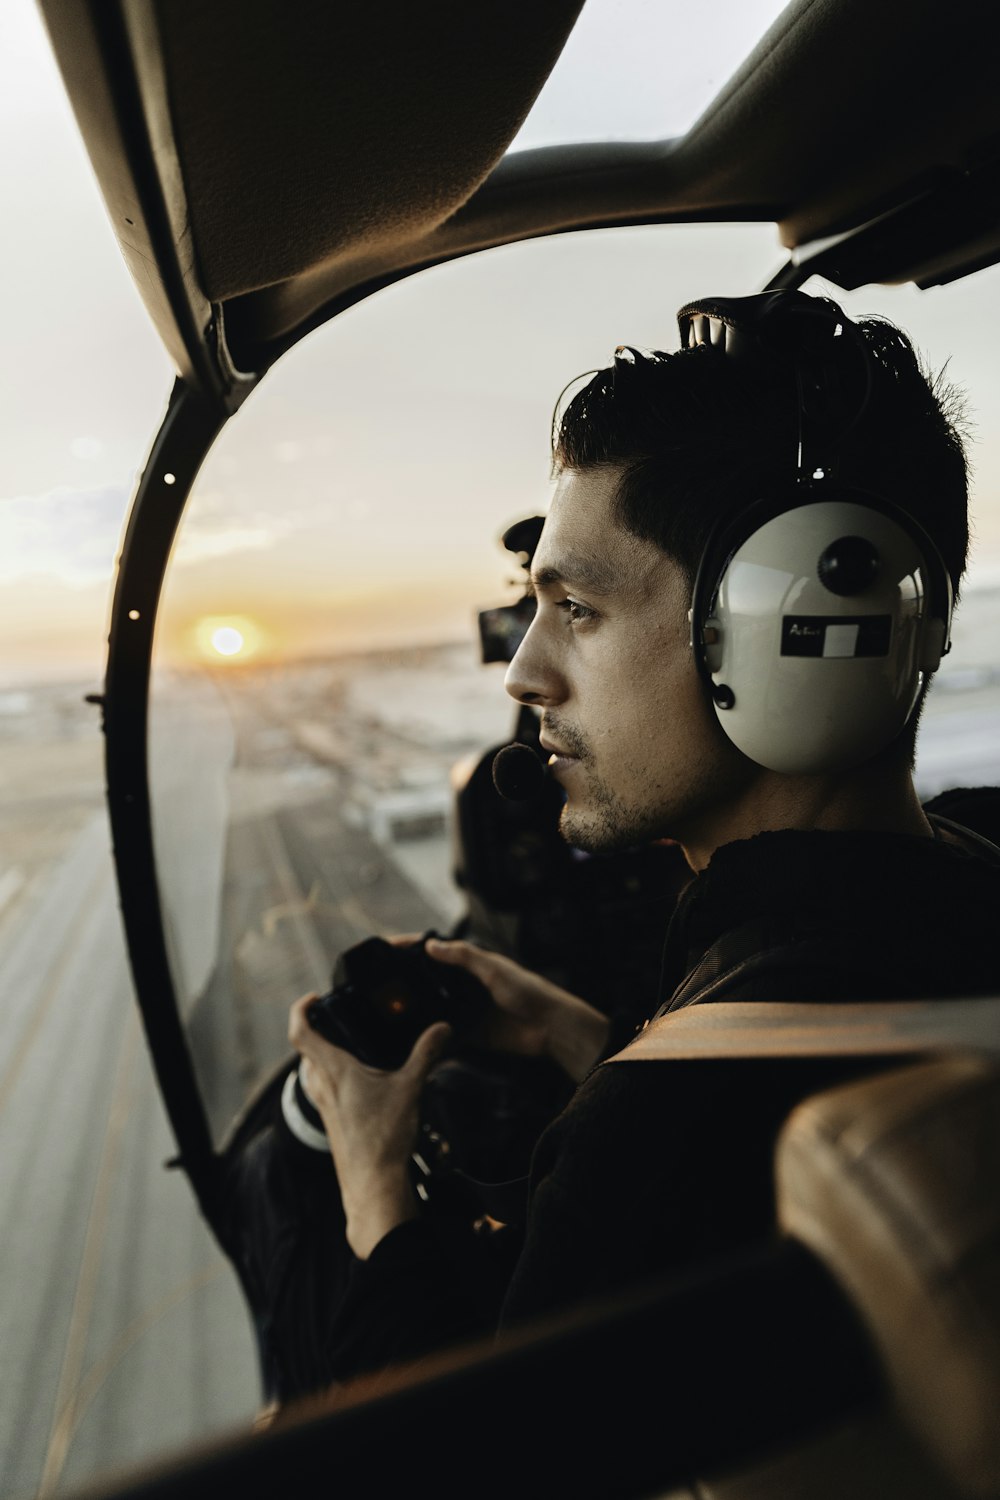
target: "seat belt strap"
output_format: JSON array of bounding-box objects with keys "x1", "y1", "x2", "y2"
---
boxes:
[{"x1": 606, "y1": 996, "x2": 1000, "y2": 1064}]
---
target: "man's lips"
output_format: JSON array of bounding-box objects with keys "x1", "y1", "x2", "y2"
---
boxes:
[{"x1": 540, "y1": 736, "x2": 580, "y2": 764}]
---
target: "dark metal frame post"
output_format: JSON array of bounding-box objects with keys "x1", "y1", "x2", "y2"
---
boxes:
[{"x1": 104, "y1": 379, "x2": 232, "y2": 1224}]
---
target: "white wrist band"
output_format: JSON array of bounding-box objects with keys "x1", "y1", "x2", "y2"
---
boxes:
[{"x1": 280, "y1": 1070, "x2": 331, "y2": 1153}]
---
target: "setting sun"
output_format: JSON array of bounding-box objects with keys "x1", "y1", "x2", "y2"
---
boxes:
[
  {"x1": 192, "y1": 614, "x2": 263, "y2": 663},
  {"x1": 211, "y1": 626, "x2": 244, "y2": 656}
]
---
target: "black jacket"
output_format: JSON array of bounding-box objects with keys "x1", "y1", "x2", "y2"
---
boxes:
[
  {"x1": 500, "y1": 815, "x2": 1000, "y2": 1329},
  {"x1": 230, "y1": 804, "x2": 1000, "y2": 1398}
]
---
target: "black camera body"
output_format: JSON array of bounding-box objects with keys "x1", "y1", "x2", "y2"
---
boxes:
[
  {"x1": 283, "y1": 936, "x2": 576, "y2": 1217},
  {"x1": 306, "y1": 932, "x2": 491, "y2": 1070}
]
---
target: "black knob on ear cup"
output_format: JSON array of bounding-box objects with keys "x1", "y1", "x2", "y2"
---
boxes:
[
  {"x1": 713, "y1": 684, "x2": 735, "y2": 710},
  {"x1": 817, "y1": 536, "x2": 880, "y2": 596}
]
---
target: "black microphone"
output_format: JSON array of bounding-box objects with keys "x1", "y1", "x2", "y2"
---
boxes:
[{"x1": 492, "y1": 743, "x2": 546, "y2": 802}]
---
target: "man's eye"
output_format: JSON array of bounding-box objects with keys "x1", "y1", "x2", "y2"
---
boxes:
[{"x1": 556, "y1": 597, "x2": 595, "y2": 624}]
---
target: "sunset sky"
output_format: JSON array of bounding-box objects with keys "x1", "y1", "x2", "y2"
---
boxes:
[{"x1": 4, "y1": 0, "x2": 1000, "y2": 687}]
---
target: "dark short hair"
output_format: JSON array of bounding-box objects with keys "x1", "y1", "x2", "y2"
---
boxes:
[{"x1": 552, "y1": 303, "x2": 970, "y2": 600}]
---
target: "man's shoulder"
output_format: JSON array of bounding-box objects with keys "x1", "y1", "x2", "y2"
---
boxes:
[
  {"x1": 924, "y1": 785, "x2": 1000, "y2": 863},
  {"x1": 662, "y1": 801, "x2": 1000, "y2": 1014}
]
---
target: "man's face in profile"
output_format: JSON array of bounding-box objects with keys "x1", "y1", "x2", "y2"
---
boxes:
[{"x1": 505, "y1": 464, "x2": 753, "y2": 855}]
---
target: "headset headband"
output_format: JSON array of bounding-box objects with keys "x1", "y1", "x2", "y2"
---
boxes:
[{"x1": 676, "y1": 291, "x2": 873, "y2": 483}]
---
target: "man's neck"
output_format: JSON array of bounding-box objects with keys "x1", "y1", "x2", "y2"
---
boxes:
[{"x1": 679, "y1": 762, "x2": 933, "y2": 873}]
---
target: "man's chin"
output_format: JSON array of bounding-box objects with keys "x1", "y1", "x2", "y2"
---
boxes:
[{"x1": 558, "y1": 803, "x2": 655, "y2": 857}]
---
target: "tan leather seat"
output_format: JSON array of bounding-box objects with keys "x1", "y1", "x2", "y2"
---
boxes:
[{"x1": 662, "y1": 1056, "x2": 1000, "y2": 1500}]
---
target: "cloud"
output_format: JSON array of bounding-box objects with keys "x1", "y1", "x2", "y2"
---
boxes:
[
  {"x1": 0, "y1": 481, "x2": 301, "y2": 588},
  {"x1": 173, "y1": 523, "x2": 288, "y2": 564},
  {"x1": 171, "y1": 492, "x2": 295, "y2": 565},
  {"x1": 0, "y1": 484, "x2": 129, "y2": 585}
]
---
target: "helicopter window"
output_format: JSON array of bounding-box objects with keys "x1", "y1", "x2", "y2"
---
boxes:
[
  {"x1": 507, "y1": 0, "x2": 790, "y2": 150},
  {"x1": 148, "y1": 223, "x2": 785, "y2": 1144},
  {"x1": 145, "y1": 225, "x2": 1000, "y2": 1148}
]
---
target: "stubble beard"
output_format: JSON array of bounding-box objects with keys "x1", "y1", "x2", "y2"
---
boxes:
[
  {"x1": 558, "y1": 775, "x2": 664, "y2": 855},
  {"x1": 558, "y1": 738, "x2": 754, "y2": 859},
  {"x1": 549, "y1": 721, "x2": 666, "y2": 855}
]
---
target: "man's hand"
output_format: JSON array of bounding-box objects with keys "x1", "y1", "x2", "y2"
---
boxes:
[
  {"x1": 424, "y1": 938, "x2": 610, "y2": 1083},
  {"x1": 288, "y1": 993, "x2": 451, "y2": 1259}
]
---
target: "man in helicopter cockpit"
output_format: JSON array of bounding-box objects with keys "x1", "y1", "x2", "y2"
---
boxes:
[{"x1": 231, "y1": 290, "x2": 1000, "y2": 1408}]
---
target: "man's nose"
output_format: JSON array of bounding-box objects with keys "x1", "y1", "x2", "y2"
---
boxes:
[{"x1": 504, "y1": 620, "x2": 563, "y2": 707}]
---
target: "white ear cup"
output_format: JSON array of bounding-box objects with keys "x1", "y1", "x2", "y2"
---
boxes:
[{"x1": 706, "y1": 499, "x2": 950, "y2": 774}]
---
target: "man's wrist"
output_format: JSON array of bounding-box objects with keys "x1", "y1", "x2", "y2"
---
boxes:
[{"x1": 342, "y1": 1166, "x2": 419, "y2": 1260}]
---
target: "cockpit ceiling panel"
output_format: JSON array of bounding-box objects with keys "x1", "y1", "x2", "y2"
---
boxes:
[
  {"x1": 155, "y1": 0, "x2": 586, "y2": 302},
  {"x1": 159, "y1": 0, "x2": 1000, "y2": 286},
  {"x1": 39, "y1": 0, "x2": 1000, "y2": 381}
]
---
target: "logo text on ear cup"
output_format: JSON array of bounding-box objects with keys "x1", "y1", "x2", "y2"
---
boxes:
[{"x1": 780, "y1": 615, "x2": 892, "y2": 658}]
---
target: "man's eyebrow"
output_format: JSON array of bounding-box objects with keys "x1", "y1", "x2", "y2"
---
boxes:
[{"x1": 529, "y1": 557, "x2": 619, "y2": 595}]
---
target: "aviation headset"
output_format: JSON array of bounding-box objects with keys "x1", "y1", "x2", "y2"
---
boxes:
[{"x1": 675, "y1": 290, "x2": 954, "y2": 775}]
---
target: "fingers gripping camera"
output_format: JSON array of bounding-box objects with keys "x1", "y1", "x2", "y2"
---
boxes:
[
  {"x1": 306, "y1": 932, "x2": 492, "y2": 1069},
  {"x1": 280, "y1": 933, "x2": 573, "y2": 1215},
  {"x1": 281, "y1": 933, "x2": 492, "y2": 1170}
]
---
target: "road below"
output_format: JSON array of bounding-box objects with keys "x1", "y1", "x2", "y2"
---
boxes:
[
  {"x1": 0, "y1": 814, "x2": 259, "y2": 1499},
  {"x1": 0, "y1": 643, "x2": 995, "y2": 1498}
]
